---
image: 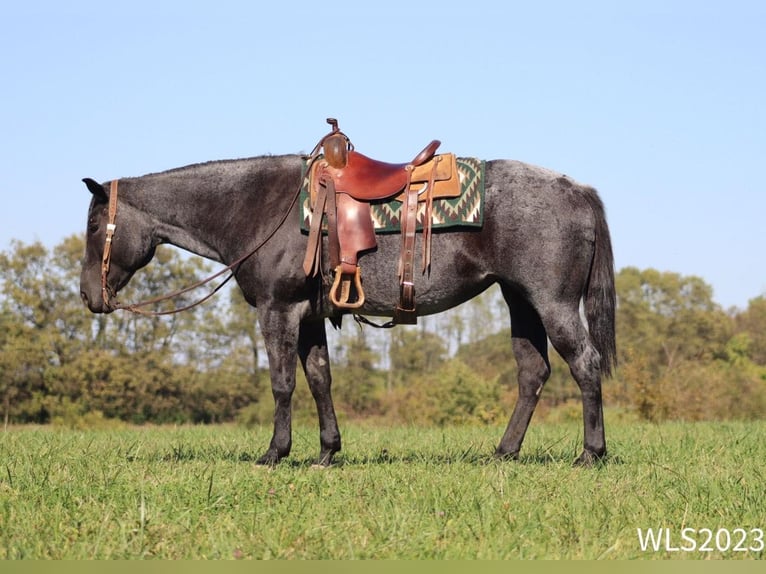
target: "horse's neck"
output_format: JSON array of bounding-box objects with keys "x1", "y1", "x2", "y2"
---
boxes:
[
  {"x1": 129, "y1": 173, "x2": 231, "y2": 263},
  {"x1": 127, "y1": 156, "x2": 301, "y2": 264},
  {"x1": 155, "y1": 214, "x2": 224, "y2": 263}
]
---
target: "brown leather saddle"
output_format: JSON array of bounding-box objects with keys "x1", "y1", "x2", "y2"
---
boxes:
[{"x1": 302, "y1": 119, "x2": 459, "y2": 324}]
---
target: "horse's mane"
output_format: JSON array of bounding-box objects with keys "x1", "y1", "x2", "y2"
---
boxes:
[{"x1": 140, "y1": 154, "x2": 303, "y2": 178}]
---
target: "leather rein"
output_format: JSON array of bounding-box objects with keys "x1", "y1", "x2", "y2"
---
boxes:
[{"x1": 100, "y1": 178, "x2": 300, "y2": 316}]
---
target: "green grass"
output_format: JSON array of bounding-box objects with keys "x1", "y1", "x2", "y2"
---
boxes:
[{"x1": 1, "y1": 418, "x2": 764, "y2": 559}]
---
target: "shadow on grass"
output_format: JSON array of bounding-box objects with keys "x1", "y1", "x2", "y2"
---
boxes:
[
  {"x1": 337, "y1": 449, "x2": 624, "y2": 468},
  {"x1": 145, "y1": 442, "x2": 624, "y2": 468}
]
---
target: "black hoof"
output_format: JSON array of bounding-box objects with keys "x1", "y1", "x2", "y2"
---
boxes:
[
  {"x1": 493, "y1": 449, "x2": 520, "y2": 461},
  {"x1": 573, "y1": 449, "x2": 606, "y2": 467},
  {"x1": 314, "y1": 449, "x2": 337, "y2": 467},
  {"x1": 255, "y1": 450, "x2": 283, "y2": 466}
]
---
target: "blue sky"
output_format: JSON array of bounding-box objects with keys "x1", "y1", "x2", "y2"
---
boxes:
[{"x1": 1, "y1": 1, "x2": 764, "y2": 310}]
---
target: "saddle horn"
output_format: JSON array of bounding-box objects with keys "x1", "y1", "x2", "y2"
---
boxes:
[{"x1": 323, "y1": 118, "x2": 348, "y2": 168}]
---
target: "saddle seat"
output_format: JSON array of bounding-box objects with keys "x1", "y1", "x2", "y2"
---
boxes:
[{"x1": 328, "y1": 140, "x2": 441, "y2": 201}]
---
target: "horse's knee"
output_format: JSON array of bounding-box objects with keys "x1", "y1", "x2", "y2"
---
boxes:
[
  {"x1": 522, "y1": 358, "x2": 551, "y2": 383},
  {"x1": 306, "y1": 372, "x2": 332, "y2": 400},
  {"x1": 272, "y1": 386, "x2": 294, "y2": 403},
  {"x1": 516, "y1": 356, "x2": 550, "y2": 399},
  {"x1": 512, "y1": 338, "x2": 550, "y2": 393}
]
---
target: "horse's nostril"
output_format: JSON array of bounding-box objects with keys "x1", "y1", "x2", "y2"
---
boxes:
[{"x1": 80, "y1": 291, "x2": 89, "y2": 306}]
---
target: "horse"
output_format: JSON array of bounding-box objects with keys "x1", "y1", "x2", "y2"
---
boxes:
[{"x1": 79, "y1": 150, "x2": 616, "y2": 467}]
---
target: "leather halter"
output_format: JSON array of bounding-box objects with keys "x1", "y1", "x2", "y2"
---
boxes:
[{"x1": 100, "y1": 180, "x2": 119, "y2": 308}]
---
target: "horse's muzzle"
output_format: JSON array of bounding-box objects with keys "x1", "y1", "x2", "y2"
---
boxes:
[{"x1": 80, "y1": 290, "x2": 114, "y2": 314}]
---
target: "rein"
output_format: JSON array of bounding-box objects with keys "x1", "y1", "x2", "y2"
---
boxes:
[{"x1": 100, "y1": 177, "x2": 301, "y2": 316}]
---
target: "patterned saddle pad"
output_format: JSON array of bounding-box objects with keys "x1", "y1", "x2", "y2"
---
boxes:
[{"x1": 299, "y1": 157, "x2": 485, "y2": 233}]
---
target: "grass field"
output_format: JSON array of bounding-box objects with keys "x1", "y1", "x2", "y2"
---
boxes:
[{"x1": 1, "y1": 417, "x2": 764, "y2": 559}]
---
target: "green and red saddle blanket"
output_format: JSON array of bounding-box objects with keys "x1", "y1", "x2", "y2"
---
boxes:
[{"x1": 299, "y1": 157, "x2": 486, "y2": 233}]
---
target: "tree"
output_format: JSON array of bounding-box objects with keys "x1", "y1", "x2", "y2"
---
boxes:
[
  {"x1": 0, "y1": 311, "x2": 48, "y2": 424},
  {"x1": 615, "y1": 267, "x2": 732, "y2": 370},
  {"x1": 0, "y1": 240, "x2": 85, "y2": 423},
  {"x1": 613, "y1": 267, "x2": 766, "y2": 420},
  {"x1": 0, "y1": 237, "x2": 263, "y2": 425},
  {"x1": 735, "y1": 296, "x2": 766, "y2": 365},
  {"x1": 333, "y1": 331, "x2": 385, "y2": 415},
  {"x1": 455, "y1": 331, "x2": 516, "y2": 388},
  {"x1": 388, "y1": 327, "x2": 447, "y2": 387},
  {"x1": 385, "y1": 358, "x2": 506, "y2": 426}
]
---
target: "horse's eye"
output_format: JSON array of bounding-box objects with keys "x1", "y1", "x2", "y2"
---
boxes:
[{"x1": 88, "y1": 219, "x2": 99, "y2": 234}]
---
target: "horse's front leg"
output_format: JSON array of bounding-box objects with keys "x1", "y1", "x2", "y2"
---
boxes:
[
  {"x1": 256, "y1": 308, "x2": 301, "y2": 465},
  {"x1": 298, "y1": 319, "x2": 341, "y2": 465}
]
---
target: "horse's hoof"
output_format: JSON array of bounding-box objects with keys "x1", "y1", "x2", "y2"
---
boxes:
[
  {"x1": 255, "y1": 450, "x2": 282, "y2": 467},
  {"x1": 312, "y1": 450, "x2": 336, "y2": 468},
  {"x1": 573, "y1": 450, "x2": 606, "y2": 467},
  {"x1": 493, "y1": 449, "x2": 520, "y2": 462}
]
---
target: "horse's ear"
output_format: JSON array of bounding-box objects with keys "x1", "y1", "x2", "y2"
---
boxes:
[{"x1": 82, "y1": 178, "x2": 108, "y2": 201}]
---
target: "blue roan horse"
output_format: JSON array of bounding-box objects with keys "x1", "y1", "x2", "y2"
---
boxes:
[{"x1": 79, "y1": 148, "x2": 616, "y2": 466}]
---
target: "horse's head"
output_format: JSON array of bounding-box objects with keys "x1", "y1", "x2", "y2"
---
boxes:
[{"x1": 79, "y1": 178, "x2": 157, "y2": 313}]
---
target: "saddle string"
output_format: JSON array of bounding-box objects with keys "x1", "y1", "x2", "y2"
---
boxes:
[
  {"x1": 102, "y1": 175, "x2": 303, "y2": 316},
  {"x1": 353, "y1": 314, "x2": 396, "y2": 330}
]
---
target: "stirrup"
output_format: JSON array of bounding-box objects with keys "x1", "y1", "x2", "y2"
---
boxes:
[{"x1": 329, "y1": 265, "x2": 365, "y2": 309}]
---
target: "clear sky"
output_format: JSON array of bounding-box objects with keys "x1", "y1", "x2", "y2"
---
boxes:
[{"x1": 1, "y1": 1, "x2": 764, "y2": 310}]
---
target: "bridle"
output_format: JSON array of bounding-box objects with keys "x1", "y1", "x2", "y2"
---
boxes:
[
  {"x1": 100, "y1": 180, "x2": 119, "y2": 309},
  {"x1": 99, "y1": 178, "x2": 300, "y2": 316}
]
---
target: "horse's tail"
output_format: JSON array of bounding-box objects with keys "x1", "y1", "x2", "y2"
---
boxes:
[{"x1": 583, "y1": 187, "x2": 617, "y2": 377}]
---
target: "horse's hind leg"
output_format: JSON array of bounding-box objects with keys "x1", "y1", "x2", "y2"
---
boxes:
[
  {"x1": 298, "y1": 319, "x2": 341, "y2": 466},
  {"x1": 541, "y1": 302, "x2": 606, "y2": 465},
  {"x1": 495, "y1": 289, "x2": 551, "y2": 459}
]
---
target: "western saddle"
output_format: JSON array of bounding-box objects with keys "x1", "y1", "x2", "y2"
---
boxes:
[{"x1": 302, "y1": 118, "x2": 459, "y2": 324}]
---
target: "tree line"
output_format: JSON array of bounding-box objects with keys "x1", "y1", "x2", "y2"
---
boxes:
[{"x1": 1, "y1": 236, "x2": 765, "y2": 428}]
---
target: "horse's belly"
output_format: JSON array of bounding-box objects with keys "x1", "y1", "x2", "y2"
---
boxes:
[{"x1": 329, "y1": 232, "x2": 493, "y2": 318}]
